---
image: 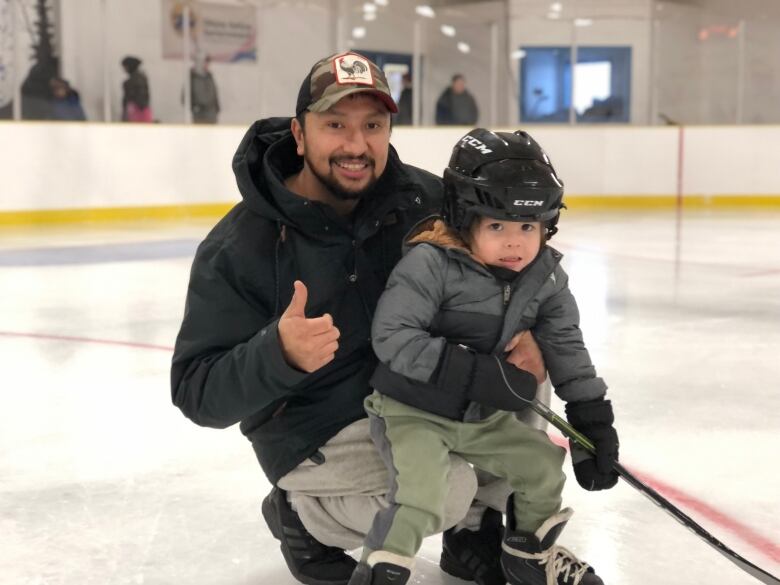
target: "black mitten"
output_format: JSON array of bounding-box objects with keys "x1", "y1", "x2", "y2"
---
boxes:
[{"x1": 565, "y1": 398, "x2": 619, "y2": 491}]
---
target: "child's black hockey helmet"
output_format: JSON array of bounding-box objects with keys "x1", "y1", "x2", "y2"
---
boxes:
[{"x1": 443, "y1": 128, "x2": 565, "y2": 239}]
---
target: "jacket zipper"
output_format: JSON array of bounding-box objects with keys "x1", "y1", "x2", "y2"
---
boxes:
[
  {"x1": 503, "y1": 283, "x2": 511, "y2": 306},
  {"x1": 350, "y1": 241, "x2": 374, "y2": 341}
]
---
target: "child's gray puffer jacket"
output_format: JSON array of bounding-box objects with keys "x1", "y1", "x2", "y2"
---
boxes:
[{"x1": 369, "y1": 218, "x2": 607, "y2": 422}]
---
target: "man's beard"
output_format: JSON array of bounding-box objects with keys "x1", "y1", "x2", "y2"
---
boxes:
[{"x1": 306, "y1": 153, "x2": 379, "y2": 201}]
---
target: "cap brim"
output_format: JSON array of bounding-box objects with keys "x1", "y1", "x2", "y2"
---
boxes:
[{"x1": 308, "y1": 87, "x2": 398, "y2": 114}]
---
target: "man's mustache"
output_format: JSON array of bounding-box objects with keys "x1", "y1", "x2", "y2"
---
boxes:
[{"x1": 330, "y1": 155, "x2": 375, "y2": 168}]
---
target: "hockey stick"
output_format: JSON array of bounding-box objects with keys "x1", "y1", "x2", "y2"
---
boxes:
[
  {"x1": 530, "y1": 397, "x2": 780, "y2": 585},
  {"x1": 492, "y1": 359, "x2": 780, "y2": 584}
]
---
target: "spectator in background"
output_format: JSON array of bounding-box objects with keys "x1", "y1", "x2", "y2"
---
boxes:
[
  {"x1": 121, "y1": 56, "x2": 152, "y2": 123},
  {"x1": 50, "y1": 77, "x2": 86, "y2": 121},
  {"x1": 189, "y1": 54, "x2": 220, "y2": 124},
  {"x1": 396, "y1": 72, "x2": 413, "y2": 125},
  {"x1": 435, "y1": 73, "x2": 478, "y2": 126},
  {"x1": 21, "y1": 58, "x2": 58, "y2": 120}
]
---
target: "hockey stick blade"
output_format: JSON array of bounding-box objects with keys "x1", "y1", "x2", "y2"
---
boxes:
[{"x1": 529, "y1": 399, "x2": 780, "y2": 585}]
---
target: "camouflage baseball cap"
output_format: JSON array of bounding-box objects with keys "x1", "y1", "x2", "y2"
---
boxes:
[{"x1": 295, "y1": 52, "x2": 398, "y2": 116}]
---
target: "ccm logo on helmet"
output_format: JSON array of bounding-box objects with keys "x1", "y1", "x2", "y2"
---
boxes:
[
  {"x1": 513, "y1": 200, "x2": 544, "y2": 206},
  {"x1": 459, "y1": 136, "x2": 493, "y2": 155}
]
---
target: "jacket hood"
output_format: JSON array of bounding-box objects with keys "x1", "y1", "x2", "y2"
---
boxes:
[
  {"x1": 406, "y1": 217, "x2": 470, "y2": 254},
  {"x1": 231, "y1": 117, "x2": 422, "y2": 237},
  {"x1": 405, "y1": 216, "x2": 501, "y2": 277},
  {"x1": 405, "y1": 216, "x2": 486, "y2": 270},
  {"x1": 232, "y1": 117, "x2": 296, "y2": 224}
]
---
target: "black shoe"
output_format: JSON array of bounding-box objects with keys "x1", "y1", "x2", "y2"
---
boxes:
[
  {"x1": 347, "y1": 561, "x2": 411, "y2": 585},
  {"x1": 500, "y1": 497, "x2": 603, "y2": 585},
  {"x1": 440, "y1": 508, "x2": 506, "y2": 585},
  {"x1": 262, "y1": 487, "x2": 357, "y2": 585}
]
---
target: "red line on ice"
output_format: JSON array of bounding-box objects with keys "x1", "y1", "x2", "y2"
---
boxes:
[
  {"x1": 0, "y1": 330, "x2": 174, "y2": 352},
  {"x1": 549, "y1": 435, "x2": 780, "y2": 564}
]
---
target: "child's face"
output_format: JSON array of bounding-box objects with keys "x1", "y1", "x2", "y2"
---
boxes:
[{"x1": 469, "y1": 216, "x2": 543, "y2": 272}]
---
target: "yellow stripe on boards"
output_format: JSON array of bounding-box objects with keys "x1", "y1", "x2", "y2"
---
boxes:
[
  {"x1": 564, "y1": 195, "x2": 780, "y2": 210},
  {"x1": 0, "y1": 203, "x2": 235, "y2": 226},
  {"x1": 681, "y1": 195, "x2": 780, "y2": 208},
  {"x1": 1, "y1": 196, "x2": 780, "y2": 226}
]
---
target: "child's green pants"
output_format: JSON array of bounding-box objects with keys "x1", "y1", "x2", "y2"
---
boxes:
[{"x1": 363, "y1": 391, "x2": 566, "y2": 560}]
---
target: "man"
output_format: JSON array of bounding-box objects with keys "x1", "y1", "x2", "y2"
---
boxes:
[
  {"x1": 435, "y1": 73, "x2": 479, "y2": 126},
  {"x1": 171, "y1": 52, "x2": 545, "y2": 585},
  {"x1": 395, "y1": 73, "x2": 413, "y2": 125},
  {"x1": 189, "y1": 54, "x2": 220, "y2": 124}
]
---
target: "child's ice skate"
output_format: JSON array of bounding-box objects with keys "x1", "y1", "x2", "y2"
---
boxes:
[{"x1": 501, "y1": 497, "x2": 603, "y2": 585}]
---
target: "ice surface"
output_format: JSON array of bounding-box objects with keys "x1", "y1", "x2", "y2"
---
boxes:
[{"x1": 1, "y1": 212, "x2": 778, "y2": 584}]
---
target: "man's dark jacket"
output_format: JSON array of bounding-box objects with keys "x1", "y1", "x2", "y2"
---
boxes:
[{"x1": 171, "y1": 117, "x2": 442, "y2": 483}]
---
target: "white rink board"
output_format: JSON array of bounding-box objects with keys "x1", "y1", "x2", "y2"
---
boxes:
[
  {"x1": 682, "y1": 126, "x2": 780, "y2": 195},
  {"x1": 1, "y1": 123, "x2": 779, "y2": 212},
  {"x1": 0, "y1": 123, "x2": 242, "y2": 211}
]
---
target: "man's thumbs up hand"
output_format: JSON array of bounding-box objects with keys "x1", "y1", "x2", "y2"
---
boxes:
[
  {"x1": 282, "y1": 280, "x2": 309, "y2": 319},
  {"x1": 278, "y1": 281, "x2": 340, "y2": 373}
]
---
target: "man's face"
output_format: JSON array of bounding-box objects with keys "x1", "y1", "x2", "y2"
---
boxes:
[
  {"x1": 452, "y1": 78, "x2": 466, "y2": 94},
  {"x1": 293, "y1": 94, "x2": 391, "y2": 201}
]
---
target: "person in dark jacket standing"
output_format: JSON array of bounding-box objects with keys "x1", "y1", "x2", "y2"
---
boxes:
[
  {"x1": 171, "y1": 52, "x2": 544, "y2": 585},
  {"x1": 395, "y1": 73, "x2": 413, "y2": 125},
  {"x1": 189, "y1": 54, "x2": 220, "y2": 124},
  {"x1": 121, "y1": 56, "x2": 152, "y2": 122},
  {"x1": 435, "y1": 74, "x2": 479, "y2": 125}
]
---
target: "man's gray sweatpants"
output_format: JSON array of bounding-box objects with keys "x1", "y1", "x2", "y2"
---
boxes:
[{"x1": 276, "y1": 381, "x2": 552, "y2": 550}]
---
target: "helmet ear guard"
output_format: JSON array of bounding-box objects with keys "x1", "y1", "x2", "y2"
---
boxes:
[
  {"x1": 443, "y1": 129, "x2": 566, "y2": 240},
  {"x1": 542, "y1": 202, "x2": 567, "y2": 240}
]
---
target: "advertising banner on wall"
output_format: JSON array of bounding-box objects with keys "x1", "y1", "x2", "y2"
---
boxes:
[{"x1": 162, "y1": 1, "x2": 256, "y2": 63}]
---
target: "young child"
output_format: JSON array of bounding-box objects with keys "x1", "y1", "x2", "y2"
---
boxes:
[{"x1": 347, "y1": 129, "x2": 620, "y2": 585}]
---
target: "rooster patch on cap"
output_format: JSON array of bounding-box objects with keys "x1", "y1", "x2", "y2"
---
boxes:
[{"x1": 334, "y1": 54, "x2": 374, "y2": 86}]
